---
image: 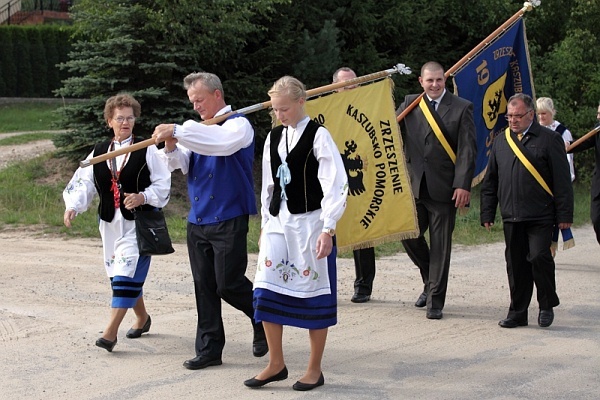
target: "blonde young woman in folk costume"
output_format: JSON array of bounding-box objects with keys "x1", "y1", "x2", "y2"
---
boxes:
[
  {"x1": 63, "y1": 94, "x2": 171, "y2": 352},
  {"x1": 244, "y1": 76, "x2": 348, "y2": 391},
  {"x1": 536, "y1": 97, "x2": 575, "y2": 256}
]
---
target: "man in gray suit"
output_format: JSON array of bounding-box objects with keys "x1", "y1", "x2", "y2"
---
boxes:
[{"x1": 396, "y1": 61, "x2": 477, "y2": 319}]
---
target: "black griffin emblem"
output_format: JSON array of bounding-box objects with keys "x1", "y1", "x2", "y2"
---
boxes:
[
  {"x1": 487, "y1": 89, "x2": 503, "y2": 122},
  {"x1": 340, "y1": 140, "x2": 366, "y2": 196}
]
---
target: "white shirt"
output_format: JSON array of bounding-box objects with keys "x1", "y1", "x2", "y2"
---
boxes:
[{"x1": 157, "y1": 105, "x2": 254, "y2": 173}]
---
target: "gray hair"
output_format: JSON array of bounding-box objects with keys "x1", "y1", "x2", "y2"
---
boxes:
[
  {"x1": 183, "y1": 72, "x2": 224, "y2": 95},
  {"x1": 332, "y1": 67, "x2": 356, "y2": 83},
  {"x1": 508, "y1": 93, "x2": 535, "y2": 111}
]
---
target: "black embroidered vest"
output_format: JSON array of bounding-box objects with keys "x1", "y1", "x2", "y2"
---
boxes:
[
  {"x1": 269, "y1": 120, "x2": 323, "y2": 216},
  {"x1": 93, "y1": 137, "x2": 153, "y2": 222}
]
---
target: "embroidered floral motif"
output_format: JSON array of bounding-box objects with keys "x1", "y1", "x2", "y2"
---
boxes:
[
  {"x1": 276, "y1": 259, "x2": 299, "y2": 283},
  {"x1": 65, "y1": 178, "x2": 85, "y2": 193},
  {"x1": 271, "y1": 259, "x2": 319, "y2": 284},
  {"x1": 257, "y1": 257, "x2": 273, "y2": 272}
]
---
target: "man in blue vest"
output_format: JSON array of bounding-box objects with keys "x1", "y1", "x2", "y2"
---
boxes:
[{"x1": 153, "y1": 72, "x2": 267, "y2": 369}]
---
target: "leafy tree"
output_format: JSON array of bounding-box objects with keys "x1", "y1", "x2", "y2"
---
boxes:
[{"x1": 54, "y1": 0, "x2": 287, "y2": 161}]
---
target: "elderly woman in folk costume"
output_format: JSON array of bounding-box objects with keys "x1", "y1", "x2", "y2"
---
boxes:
[
  {"x1": 536, "y1": 97, "x2": 575, "y2": 256},
  {"x1": 244, "y1": 76, "x2": 348, "y2": 391},
  {"x1": 63, "y1": 94, "x2": 171, "y2": 352}
]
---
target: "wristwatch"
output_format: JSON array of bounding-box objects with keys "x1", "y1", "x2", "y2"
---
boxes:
[{"x1": 322, "y1": 227, "x2": 335, "y2": 237}]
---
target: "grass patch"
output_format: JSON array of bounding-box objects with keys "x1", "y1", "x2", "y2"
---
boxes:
[
  {"x1": 0, "y1": 132, "x2": 57, "y2": 145},
  {"x1": 0, "y1": 154, "x2": 592, "y2": 258},
  {"x1": 0, "y1": 101, "x2": 64, "y2": 133}
]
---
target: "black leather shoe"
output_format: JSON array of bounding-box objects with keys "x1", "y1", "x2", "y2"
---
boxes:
[
  {"x1": 252, "y1": 329, "x2": 268, "y2": 357},
  {"x1": 292, "y1": 372, "x2": 325, "y2": 391},
  {"x1": 351, "y1": 293, "x2": 371, "y2": 303},
  {"x1": 244, "y1": 366, "x2": 288, "y2": 388},
  {"x1": 426, "y1": 309, "x2": 443, "y2": 319},
  {"x1": 96, "y1": 337, "x2": 117, "y2": 352},
  {"x1": 414, "y1": 292, "x2": 427, "y2": 308},
  {"x1": 538, "y1": 309, "x2": 554, "y2": 327},
  {"x1": 183, "y1": 355, "x2": 222, "y2": 370},
  {"x1": 126, "y1": 315, "x2": 151, "y2": 339},
  {"x1": 498, "y1": 318, "x2": 528, "y2": 328}
]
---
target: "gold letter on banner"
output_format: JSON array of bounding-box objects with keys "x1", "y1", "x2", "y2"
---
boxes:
[{"x1": 305, "y1": 78, "x2": 418, "y2": 250}]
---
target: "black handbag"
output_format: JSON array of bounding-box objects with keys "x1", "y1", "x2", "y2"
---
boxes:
[{"x1": 133, "y1": 209, "x2": 175, "y2": 256}]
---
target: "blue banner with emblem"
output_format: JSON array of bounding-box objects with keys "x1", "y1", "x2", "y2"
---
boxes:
[{"x1": 453, "y1": 18, "x2": 535, "y2": 184}]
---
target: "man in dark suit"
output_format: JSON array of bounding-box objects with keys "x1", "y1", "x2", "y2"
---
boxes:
[
  {"x1": 333, "y1": 66, "x2": 377, "y2": 304},
  {"x1": 569, "y1": 103, "x2": 600, "y2": 245},
  {"x1": 397, "y1": 61, "x2": 477, "y2": 320},
  {"x1": 481, "y1": 93, "x2": 573, "y2": 329}
]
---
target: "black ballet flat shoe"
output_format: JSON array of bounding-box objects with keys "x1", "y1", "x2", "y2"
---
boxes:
[
  {"x1": 244, "y1": 366, "x2": 288, "y2": 388},
  {"x1": 96, "y1": 337, "x2": 117, "y2": 352},
  {"x1": 292, "y1": 372, "x2": 325, "y2": 391},
  {"x1": 126, "y1": 315, "x2": 152, "y2": 339}
]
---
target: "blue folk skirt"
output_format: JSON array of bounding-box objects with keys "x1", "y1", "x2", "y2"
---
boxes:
[
  {"x1": 253, "y1": 246, "x2": 337, "y2": 329},
  {"x1": 110, "y1": 255, "x2": 151, "y2": 308}
]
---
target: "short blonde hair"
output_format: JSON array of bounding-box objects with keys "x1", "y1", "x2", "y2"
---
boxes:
[
  {"x1": 536, "y1": 97, "x2": 556, "y2": 116},
  {"x1": 268, "y1": 76, "x2": 306, "y2": 101}
]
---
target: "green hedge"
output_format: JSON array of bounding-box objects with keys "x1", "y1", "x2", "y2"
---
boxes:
[{"x1": 0, "y1": 25, "x2": 74, "y2": 97}]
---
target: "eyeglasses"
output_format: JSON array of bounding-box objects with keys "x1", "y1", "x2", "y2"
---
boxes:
[
  {"x1": 504, "y1": 110, "x2": 532, "y2": 121},
  {"x1": 113, "y1": 116, "x2": 136, "y2": 124}
]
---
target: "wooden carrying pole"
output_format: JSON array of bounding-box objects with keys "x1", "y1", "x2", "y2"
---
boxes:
[
  {"x1": 79, "y1": 63, "x2": 411, "y2": 168},
  {"x1": 395, "y1": 1, "x2": 538, "y2": 124},
  {"x1": 566, "y1": 125, "x2": 600, "y2": 152}
]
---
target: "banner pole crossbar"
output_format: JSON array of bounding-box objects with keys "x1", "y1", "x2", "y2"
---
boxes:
[{"x1": 79, "y1": 63, "x2": 412, "y2": 168}]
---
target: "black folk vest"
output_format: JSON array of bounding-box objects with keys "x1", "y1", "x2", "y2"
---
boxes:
[
  {"x1": 93, "y1": 137, "x2": 153, "y2": 222},
  {"x1": 269, "y1": 120, "x2": 323, "y2": 216}
]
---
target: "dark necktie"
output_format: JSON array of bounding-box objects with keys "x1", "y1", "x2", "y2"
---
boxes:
[{"x1": 430, "y1": 100, "x2": 437, "y2": 111}]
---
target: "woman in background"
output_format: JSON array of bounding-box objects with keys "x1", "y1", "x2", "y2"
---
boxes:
[{"x1": 537, "y1": 97, "x2": 575, "y2": 256}]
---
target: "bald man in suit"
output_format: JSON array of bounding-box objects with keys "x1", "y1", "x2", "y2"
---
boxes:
[{"x1": 396, "y1": 61, "x2": 476, "y2": 319}]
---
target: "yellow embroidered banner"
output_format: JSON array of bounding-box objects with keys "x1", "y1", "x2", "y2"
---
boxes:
[{"x1": 305, "y1": 78, "x2": 418, "y2": 250}]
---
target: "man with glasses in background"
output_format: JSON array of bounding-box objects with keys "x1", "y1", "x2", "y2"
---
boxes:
[{"x1": 480, "y1": 93, "x2": 573, "y2": 329}]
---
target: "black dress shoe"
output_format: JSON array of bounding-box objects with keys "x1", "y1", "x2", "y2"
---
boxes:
[
  {"x1": 426, "y1": 309, "x2": 443, "y2": 319},
  {"x1": 498, "y1": 318, "x2": 528, "y2": 328},
  {"x1": 252, "y1": 329, "x2": 268, "y2": 357},
  {"x1": 292, "y1": 372, "x2": 325, "y2": 391},
  {"x1": 244, "y1": 366, "x2": 288, "y2": 388},
  {"x1": 126, "y1": 315, "x2": 151, "y2": 339},
  {"x1": 414, "y1": 292, "x2": 427, "y2": 308},
  {"x1": 538, "y1": 309, "x2": 554, "y2": 327},
  {"x1": 183, "y1": 355, "x2": 222, "y2": 370},
  {"x1": 96, "y1": 337, "x2": 117, "y2": 352},
  {"x1": 351, "y1": 293, "x2": 371, "y2": 303}
]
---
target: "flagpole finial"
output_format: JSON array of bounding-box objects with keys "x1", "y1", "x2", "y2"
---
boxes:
[
  {"x1": 394, "y1": 64, "x2": 412, "y2": 75},
  {"x1": 524, "y1": 1, "x2": 541, "y2": 11}
]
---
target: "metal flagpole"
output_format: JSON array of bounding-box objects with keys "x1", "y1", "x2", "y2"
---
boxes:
[
  {"x1": 396, "y1": 1, "x2": 541, "y2": 123},
  {"x1": 79, "y1": 63, "x2": 412, "y2": 168}
]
